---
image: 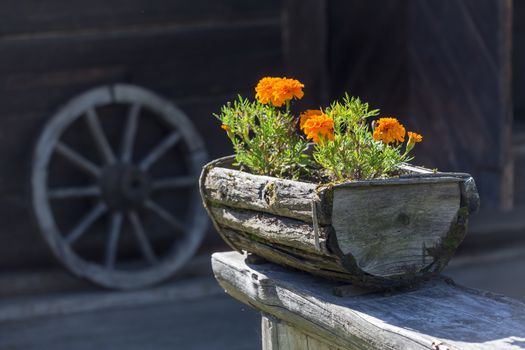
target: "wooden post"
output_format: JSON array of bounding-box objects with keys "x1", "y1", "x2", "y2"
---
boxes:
[
  {"x1": 261, "y1": 314, "x2": 343, "y2": 350},
  {"x1": 212, "y1": 251, "x2": 525, "y2": 350}
]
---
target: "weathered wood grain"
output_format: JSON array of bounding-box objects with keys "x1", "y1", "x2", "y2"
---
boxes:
[
  {"x1": 209, "y1": 205, "x2": 329, "y2": 254},
  {"x1": 0, "y1": 23, "x2": 280, "y2": 106},
  {"x1": 262, "y1": 315, "x2": 343, "y2": 350},
  {"x1": 213, "y1": 251, "x2": 525, "y2": 350},
  {"x1": 1, "y1": 0, "x2": 281, "y2": 35},
  {"x1": 332, "y1": 181, "x2": 461, "y2": 277},
  {"x1": 203, "y1": 166, "x2": 328, "y2": 223},
  {"x1": 261, "y1": 315, "x2": 279, "y2": 350},
  {"x1": 220, "y1": 228, "x2": 351, "y2": 281},
  {"x1": 201, "y1": 157, "x2": 478, "y2": 288}
]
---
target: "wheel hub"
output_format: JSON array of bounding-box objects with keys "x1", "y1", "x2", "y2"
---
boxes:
[
  {"x1": 33, "y1": 84, "x2": 209, "y2": 289},
  {"x1": 99, "y1": 164, "x2": 151, "y2": 211}
]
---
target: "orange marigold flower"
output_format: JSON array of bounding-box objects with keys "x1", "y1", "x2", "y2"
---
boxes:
[
  {"x1": 255, "y1": 77, "x2": 304, "y2": 107},
  {"x1": 255, "y1": 77, "x2": 279, "y2": 105},
  {"x1": 220, "y1": 124, "x2": 230, "y2": 132},
  {"x1": 373, "y1": 117, "x2": 406, "y2": 144},
  {"x1": 300, "y1": 112, "x2": 334, "y2": 144},
  {"x1": 271, "y1": 78, "x2": 304, "y2": 107},
  {"x1": 407, "y1": 131, "x2": 423, "y2": 145},
  {"x1": 299, "y1": 109, "x2": 323, "y2": 129}
]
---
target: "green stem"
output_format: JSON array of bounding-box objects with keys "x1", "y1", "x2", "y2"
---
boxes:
[{"x1": 402, "y1": 142, "x2": 414, "y2": 159}]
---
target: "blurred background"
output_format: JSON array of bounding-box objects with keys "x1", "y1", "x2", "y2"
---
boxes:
[{"x1": 0, "y1": 0, "x2": 524, "y2": 349}]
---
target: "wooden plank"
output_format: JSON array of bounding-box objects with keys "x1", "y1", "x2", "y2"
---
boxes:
[
  {"x1": 201, "y1": 159, "x2": 465, "y2": 226},
  {"x1": 209, "y1": 205, "x2": 330, "y2": 254},
  {"x1": 220, "y1": 228, "x2": 350, "y2": 278},
  {"x1": 0, "y1": 0, "x2": 281, "y2": 35},
  {"x1": 282, "y1": 0, "x2": 329, "y2": 108},
  {"x1": 0, "y1": 49, "x2": 281, "y2": 116},
  {"x1": 0, "y1": 253, "x2": 213, "y2": 299},
  {"x1": 0, "y1": 273, "x2": 221, "y2": 322},
  {"x1": 0, "y1": 21, "x2": 280, "y2": 76},
  {"x1": 262, "y1": 315, "x2": 279, "y2": 350},
  {"x1": 264, "y1": 315, "x2": 342, "y2": 350},
  {"x1": 326, "y1": 0, "x2": 410, "y2": 118},
  {"x1": 212, "y1": 251, "x2": 525, "y2": 350},
  {"x1": 0, "y1": 293, "x2": 261, "y2": 350},
  {"x1": 203, "y1": 166, "x2": 326, "y2": 223},
  {"x1": 407, "y1": 0, "x2": 513, "y2": 209},
  {"x1": 332, "y1": 181, "x2": 461, "y2": 277}
]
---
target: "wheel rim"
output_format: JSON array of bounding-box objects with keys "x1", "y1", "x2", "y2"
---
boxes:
[{"x1": 31, "y1": 84, "x2": 208, "y2": 289}]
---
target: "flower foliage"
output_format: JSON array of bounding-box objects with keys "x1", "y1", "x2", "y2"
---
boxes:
[
  {"x1": 215, "y1": 77, "x2": 423, "y2": 182},
  {"x1": 215, "y1": 97, "x2": 310, "y2": 179},
  {"x1": 313, "y1": 96, "x2": 403, "y2": 180}
]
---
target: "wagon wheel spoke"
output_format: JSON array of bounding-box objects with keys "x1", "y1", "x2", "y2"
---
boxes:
[
  {"x1": 105, "y1": 212, "x2": 123, "y2": 270},
  {"x1": 48, "y1": 186, "x2": 101, "y2": 199},
  {"x1": 65, "y1": 202, "x2": 107, "y2": 244},
  {"x1": 120, "y1": 103, "x2": 140, "y2": 163},
  {"x1": 85, "y1": 108, "x2": 116, "y2": 164},
  {"x1": 55, "y1": 142, "x2": 101, "y2": 178},
  {"x1": 139, "y1": 131, "x2": 181, "y2": 171},
  {"x1": 33, "y1": 84, "x2": 208, "y2": 289},
  {"x1": 128, "y1": 211, "x2": 158, "y2": 265},
  {"x1": 151, "y1": 176, "x2": 197, "y2": 191},
  {"x1": 145, "y1": 199, "x2": 186, "y2": 234}
]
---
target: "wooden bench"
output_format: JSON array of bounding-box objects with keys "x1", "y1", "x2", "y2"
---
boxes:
[{"x1": 212, "y1": 251, "x2": 525, "y2": 350}]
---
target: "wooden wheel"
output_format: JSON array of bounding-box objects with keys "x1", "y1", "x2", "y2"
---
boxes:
[{"x1": 31, "y1": 84, "x2": 208, "y2": 289}]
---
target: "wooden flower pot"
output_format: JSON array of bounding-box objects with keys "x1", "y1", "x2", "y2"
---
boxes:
[{"x1": 199, "y1": 156, "x2": 479, "y2": 289}]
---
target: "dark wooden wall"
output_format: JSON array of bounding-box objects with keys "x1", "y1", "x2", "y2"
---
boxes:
[
  {"x1": 408, "y1": 0, "x2": 513, "y2": 210},
  {"x1": 0, "y1": 0, "x2": 518, "y2": 270},
  {"x1": 513, "y1": 1, "x2": 525, "y2": 207},
  {"x1": 283, "y1": 0, "x2": 513, "y2": 210},
  {"x1": 514, "y1": 0, "x2": 525, "y2": 119},
  {"x1": 327, "y1": 0, "x2": 410, "y2": 120},
  {"x1": 0, "y1": 1, "x2": 283, "y2": 269}
]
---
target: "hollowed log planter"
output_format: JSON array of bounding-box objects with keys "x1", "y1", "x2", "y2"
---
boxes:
[{"x1": 200, "y1": 156, "x2": 479, "y2": 289}]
